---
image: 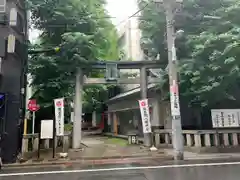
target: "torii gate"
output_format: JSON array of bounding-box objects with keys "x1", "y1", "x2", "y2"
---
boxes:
[{"x1": 72, "y1": 60, "x2": 163, "y2": 148}]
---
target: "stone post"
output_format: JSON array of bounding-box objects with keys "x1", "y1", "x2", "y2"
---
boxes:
[
  {"x1": 186, "y1": 134, "x2": 192, "y2": 147},
  {"x1": 92, "y1": 111, "x2": 97, "y2": 127},
  {"x1": 113, "y1": 112, "x2": 118, "y2": 135},
  {"x1": 232, "y1": 133, "x2": 238, "y2": 146},
  {"x1": 22, "y1": 136, "x2": 29, "y2": 153},
  {"x1": 194, "y1": 134, "x2": 201, "y2": 147},
  {"x1": 204, "y1": 134, "x2": 211, "y2": 147}
]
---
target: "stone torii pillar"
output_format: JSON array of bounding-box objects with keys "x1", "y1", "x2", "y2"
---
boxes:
[{"x1": 72, "y1": 68, "x2": 83, "y2": 149}]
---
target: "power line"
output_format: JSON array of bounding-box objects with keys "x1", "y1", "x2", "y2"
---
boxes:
[
  {"x1": 30, "y1": 0, "x2": 150, "y2": 41},
  {"x1": 37, "y1": 8, "x2": 147, "y2": 28},
  {"x1": 30, "y1": 15, "x2": 142, "y2": 28},
  {"x1": 116, "y1": 3, "x2": 149, "y2": 27},
  {"x1": 39, "y1": 15, "x2": 142, "y2": 28},
  {"x1": 30, "y1": 0, "x2": 149, "y2": 28}
]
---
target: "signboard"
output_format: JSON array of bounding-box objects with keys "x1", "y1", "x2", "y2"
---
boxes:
[
  {"x1": 40, "y1": 120, "x2": 53, "y2": 139},
  {"x1": 138, "y1": 99, "x2": 152, "y2": 133},
  {"x1": 28, "y1": 99, "x2": 40, "y2": 112},
  {"x1": 106, "y1": 63, "x2": 118, "y2": 81},
  {"x1": 211, "y1": 109, "x2": 240, "y2": 128},
  {"x1": 28, "y1": 99, "x2": 40, "y2": 134},
  {"x1": 170, "y1": 80, "x2": 180, "y2": 116},
  {"x1": 54, "y1": 98, "x2": 64, "y2": 136}
]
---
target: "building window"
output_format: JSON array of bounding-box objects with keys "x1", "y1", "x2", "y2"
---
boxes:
[
  {"x1": 0, "y1": 93, "x2": 7, "y2": 134},
  {"x1": 15, "y1": 38, "x2": 24, "y2": 57},
  {"x1": 0, "y1": 38, "x2": 6, "y2": 57},
  {"x1": 0, "y1": 0, "x2": 6, "y2": 12},
  {"x1": 17, "y1": 13, "x2": 24, "y2": 33},
  {"x1": 7, "y1": 35, "x2": 26, "y2": 60},
  {"x1": 0, "y1": 57, "x2": 2, "y2": 73}
]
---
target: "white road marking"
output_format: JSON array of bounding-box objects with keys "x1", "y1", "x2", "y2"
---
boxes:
[{"x1": 1, "y1": 161, "x2": 240, "y2": 177}]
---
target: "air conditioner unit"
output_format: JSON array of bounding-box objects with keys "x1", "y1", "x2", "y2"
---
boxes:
[{"x1": 10, "y1": 8, "x2": 24, "y2": 34}]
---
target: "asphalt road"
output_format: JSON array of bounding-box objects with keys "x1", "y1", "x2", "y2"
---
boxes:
[{"x1": 1, "y1": 160, "x2": 240, "y2": 180}]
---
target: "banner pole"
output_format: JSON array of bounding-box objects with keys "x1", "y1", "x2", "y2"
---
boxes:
[
  {"x1": 53, "y1": 118, "x2": 56, "y2": 159},
  {"x1": 37, "y1": 128, "x2": 40, "y2": 159},
  {"x1": 24, "y1": 118, "x2": 27, "y2": 135},
  {"x1": 32, "y1": 111, "x2": 35, "y2": 134}
]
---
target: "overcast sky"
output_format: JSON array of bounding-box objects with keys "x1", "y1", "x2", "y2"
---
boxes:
[
  {"x1": 106, "y1": 0, "x2": 137, "y2": 25},
  {"x1": 29, "y1": 0, "x2": 137, "y2": 42}
]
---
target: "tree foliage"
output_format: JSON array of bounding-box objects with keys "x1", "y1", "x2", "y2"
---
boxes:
[
  {"x1": 29, "y1": 0, "x2": 120, "y2": 112},
  {"x1": 139, "y1": 0, "x2": 240, "y2": 107}
]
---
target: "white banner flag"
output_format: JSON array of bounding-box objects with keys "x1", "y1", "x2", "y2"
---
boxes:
[
  {"x1": 138, "y1": 99, "x2": 152, "y2": 133},
  {"x1": 170, "y1": 80, "x2": 180, "y2": 116},
  {"x1": 54, "y1": 98, "x2": 64, "y2": 136}
]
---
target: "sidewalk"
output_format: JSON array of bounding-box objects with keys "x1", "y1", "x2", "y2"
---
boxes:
[
  {"x1": 5, "y1": 136, "x2": 240, "y2": 169},
  {"x1": 3, "y1": 136, "x2": 169, "y2": 168},
  {"x1": 69, "y1": 136, "x2": 165, "y2": 159}
]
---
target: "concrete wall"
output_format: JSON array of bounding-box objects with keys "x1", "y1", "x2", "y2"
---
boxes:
[{"x1": 118, "y1": 18, "x2": 143, "y2": 61}]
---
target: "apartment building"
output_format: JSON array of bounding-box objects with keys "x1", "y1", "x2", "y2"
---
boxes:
[
  {"x1": 118, "y1": 16, "x2": 144, "y2": 91},
  {"x1": 0, "y1": 0, "x2": 28, "y2": 163}
]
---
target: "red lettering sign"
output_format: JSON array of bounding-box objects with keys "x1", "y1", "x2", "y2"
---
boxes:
[
  {"x1": 141, "y1": 101, "x2": 146, "y2": 107},
  {"x1": 28, "y1": 99, "x2": 40, "y2": 112}
]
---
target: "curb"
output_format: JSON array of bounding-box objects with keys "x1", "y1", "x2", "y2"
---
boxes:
[
  {"x1": 2, "y1": 155, "x2": 172, "y2": 169},
  {"x1": 68, "y1": 153, "x2": 163, "y2": 160},
  {"x1": 185, "y1": 156, "x2": 240, "y2": 161},
  {"x1": 164, "y1": 150, "x2": 240, "y2": 162}
]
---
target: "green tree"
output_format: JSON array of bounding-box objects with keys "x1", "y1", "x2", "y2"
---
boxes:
[
  {"x1": 138, "y1": 0, "x2": 240, "y2": 107},
  {"x1": 29, "y1": 0, "x2": 120, "y2": 114}
]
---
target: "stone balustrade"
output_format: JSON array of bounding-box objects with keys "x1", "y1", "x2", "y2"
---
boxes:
[
  {"x1": 21, "y1": 132, "x2": 72, "y2": 153},
  {"x1": 154, "y1": 129, "x2": 240, "y2": 149}
]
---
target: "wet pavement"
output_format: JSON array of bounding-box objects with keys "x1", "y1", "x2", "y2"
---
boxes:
[
  {"x1": 1, "y1": 160, "x2": 240, "y2": 180},
  {"x1": 69, "y1": 136, "x2": 165, "y2": 160},
  {"x1": 21, "y1": 136, "x2": 166, "y2": 164}
]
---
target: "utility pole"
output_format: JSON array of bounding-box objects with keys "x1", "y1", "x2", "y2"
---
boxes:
[
  {"x1": 140, "y1": 67, "x2": 151, "y2": 147},
  {"x1": 154, "y1": 0, "x2": 184, "y2": 160},
  {"x1": 72, "y1": 68, "x2": 83, "y2": 149}
]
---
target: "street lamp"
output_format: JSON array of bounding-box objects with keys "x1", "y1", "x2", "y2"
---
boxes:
[
  {"x1": 154, "y1": 0, "x2": 183, "y2": 2},
  {"x1": 153, "y1": 0, "x2": 184, "y2": 160},
  {"x1": 175, "y1": 29, "x2": 184, "y2": 38}
]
